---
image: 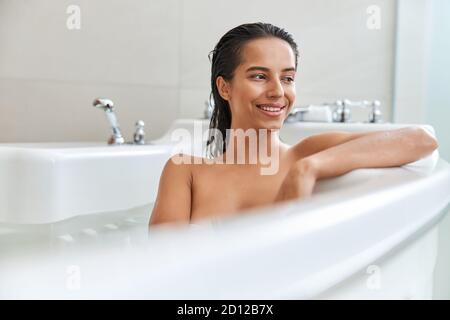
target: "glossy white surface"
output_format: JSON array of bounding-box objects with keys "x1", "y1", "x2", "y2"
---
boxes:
[
  {"x1": 0, "y1": 143, "x2": 171, "y2": 223},
  {"x1": 280, "y1": 121, "x2": 437, "y2": 143},
  {"x1": 152, "y1": 118, "x2": 437, "y2": 160},
  {"x1": 1, "y1": 119, "x2": 449, "y2": 299},
  {"x1": 1, "y1": 159, "x2": 449, "y2": 299}
]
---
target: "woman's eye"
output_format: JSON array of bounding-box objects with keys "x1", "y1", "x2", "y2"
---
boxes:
[
  {"x1": 284, "y1": 77, "x2": 295, "y2": 83},
  {"x1": 252, "y1": 74, "x2": 266, "y2": 80},
  {"x1": 251, "y1": 74, "x2": 295, "y2": 83}
]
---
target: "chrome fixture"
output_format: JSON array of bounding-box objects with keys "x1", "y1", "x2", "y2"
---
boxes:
[
  {"x1": 285, "y1": 104, "x2": 334, "y2": 123},
  {"x1": 368, "y1": 100, "x2": 383, "y2": 123},
  {"x1": 93, "y1": 98, "x2": 147, "y2": 145},
  {"x1": 332, "y1": 99, "x2": 383, "y2": 123},
  {"x1": 332, "y1": 100, "x2": 350, "y2": 123},
  {"x1": 204, "y1": 96, "x2": 214, "y2": 119},
  {"x1": 133, "y1": 120, "x2": 146, "y2": 145},
  {"x1": 286, "y1": 99, "x2": 383, "y2": 123},
  {"x1": 285, "y1": 106, "x2": 313, "y2": 123}
]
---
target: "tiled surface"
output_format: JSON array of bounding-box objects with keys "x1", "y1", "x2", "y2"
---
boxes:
[
  {"x1": 179, "y1": 0, "x2": 396, "y2": 120},
  {"x1": 0, "y1": 0, "x2": 396, "y2": 142},
  {"x1": 0, "y1": 0, "x2": 180, "y2": 86},
  {"x1": 0, "y1": 78, "x2": 178, "y2": 142}
]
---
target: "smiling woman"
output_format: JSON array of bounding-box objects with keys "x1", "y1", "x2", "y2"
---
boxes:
[
  {"x1": 207, "y1": 23, "x2": 298, "y2": 157},
  {"x1": 149, "y1": 22, "x2": 439, "y2": 226}
]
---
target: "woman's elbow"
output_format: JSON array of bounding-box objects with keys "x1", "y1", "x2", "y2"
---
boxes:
[
  {"x1": 406, "y1": 127, "x2": 439, "y2": 159},
  {"x1": 415, "y1": 127, "x2": 439, "y2": 152}
]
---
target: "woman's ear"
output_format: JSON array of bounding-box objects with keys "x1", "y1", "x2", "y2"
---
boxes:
[{"x1": 216, "y1": 76, "x2": 231, "y2": 101}]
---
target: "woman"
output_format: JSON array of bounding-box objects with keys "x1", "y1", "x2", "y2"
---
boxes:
[{"x1": 149, "y1": 22, "x2": 438, "y2": 226}]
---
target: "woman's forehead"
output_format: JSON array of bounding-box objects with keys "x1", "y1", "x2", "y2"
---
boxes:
[{"x1": 239, "y1": 38, "x2": 295, "y2": 71}]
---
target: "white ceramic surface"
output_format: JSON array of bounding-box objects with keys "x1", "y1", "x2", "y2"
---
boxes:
[
  {"x1": 0, "y1": 143, "x2": 172, "y2": 223},
  {"x1": 1, "y1": 119, "x2": 449, "y2": 299}
]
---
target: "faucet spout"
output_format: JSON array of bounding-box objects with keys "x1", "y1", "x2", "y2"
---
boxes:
[{"x1": 93, "y1": 98, "x2": 125, "y2": 145}]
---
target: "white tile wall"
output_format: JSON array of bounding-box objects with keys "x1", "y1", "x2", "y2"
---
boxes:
[
  {"x1": 0, "y1": 0, "x2": 396, "y2": 142},
  {"x1": 179, "y1": 0, "x2": 396, "y2": 121},
  {"x1": 0, "y1": 0, "x2": 180, "y2": 86},
  {"x1": 393, "y1": 0, "x2": 430, "y2": 125},
  {"x1": 0, "y1": 78, "x2": 179, "y2": 142}
]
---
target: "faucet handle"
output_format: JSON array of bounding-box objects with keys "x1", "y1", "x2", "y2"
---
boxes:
[
  {"x1": 368, "y1": 100, "x2": 383, "y2": 123},
  {"x1": 332, "y1": 100, "x2": 351, "y2": 122},
  {"x1": 133, "y1": 120, "x2": 146, "y2": 145}
]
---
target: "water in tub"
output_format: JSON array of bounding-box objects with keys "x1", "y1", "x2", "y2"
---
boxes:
[{"x1": 0, "y1": 203, "x2": 154, "y2": 261}]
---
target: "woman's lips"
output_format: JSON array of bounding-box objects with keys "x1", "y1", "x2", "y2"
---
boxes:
[{"x1": 256, "y1": 104, "x2": 286, "y2": 117}]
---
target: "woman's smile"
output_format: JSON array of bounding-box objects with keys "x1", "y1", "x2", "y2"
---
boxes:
[
  {"x1": 214, "y1": 37, "x2": 297, "y2": 130},
  {"x1": 255, "y1": 103, "x2": 287, "y2": 117}
]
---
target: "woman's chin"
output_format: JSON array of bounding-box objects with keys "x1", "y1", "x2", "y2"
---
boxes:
[{"x1": 256, "y1": 120, "x2": 283, "y2": 131}]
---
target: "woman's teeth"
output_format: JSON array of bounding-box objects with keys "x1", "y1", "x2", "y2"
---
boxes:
[
  {"x1": 256, "y1": 105, "x2": 285, "y2": 114},
  {"x1": 256, "y1": 104, "x2": 286, "y2": 118},
  {"x1": 260, "y1": 106, "x2": 278, "y2": 111}
]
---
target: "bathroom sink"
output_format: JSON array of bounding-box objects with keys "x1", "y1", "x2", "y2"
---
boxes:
[{"x1": 0, "y1": 142, "x2": 172, "y2": 224}]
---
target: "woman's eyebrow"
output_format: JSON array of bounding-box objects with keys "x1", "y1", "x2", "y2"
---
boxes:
[{"x1": 245, "y1": 66, "x2": 296, "y2": 72}]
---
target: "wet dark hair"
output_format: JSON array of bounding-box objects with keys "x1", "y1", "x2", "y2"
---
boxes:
[{"x1": 206, "y1": 22, "x2": 299, "y2": 158}]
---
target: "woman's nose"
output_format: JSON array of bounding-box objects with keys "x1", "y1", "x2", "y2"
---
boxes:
[{"x1": 266, "y1": 79, "x2": 284, "y2": 98}]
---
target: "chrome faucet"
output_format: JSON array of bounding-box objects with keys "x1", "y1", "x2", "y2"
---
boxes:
[
  {"x1": 204, "y1": 96, "x2": 214, "y2": 119},
  {"x1": 285, "y1": 106, "x2": 312, "y2": 122},
  {"x1": 93, "y1": 98, "x2": 147, "y2": 145},
  {"x1": 133, "y1": 120, "x2": 146, "y2": 145},
  {"x1": 332, "y1": 100, "x2": 351, "y2": 123},
  {"x1": 285, "y1": 99, "x2": 384, "y2": 123},
  {"x1": 93, "y1": 98, "x2": 125, "y2": 145},
  {"x1": 332, "y1": 99, "x2": 383, "y2": 123},
  {"x1": 368, "y1": 100, "x2": 383, "y2": 123}
]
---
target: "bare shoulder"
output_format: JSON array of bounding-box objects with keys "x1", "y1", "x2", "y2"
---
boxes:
[
  {"x1": 164, "y1": 153, "x2": 196, "y2": 172},
  {"x1": 149, "y1": 153, "x2": 195, "y2": 226},
  {"x1": 166, "y1": 152, "x2": 222, "y2": 175},
  {"x1": 150, "y1": 153, "x2": 221, "y2": 226}
]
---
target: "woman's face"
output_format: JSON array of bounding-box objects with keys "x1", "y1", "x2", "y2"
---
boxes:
[{"x1": 217, "y1": 37, "x2": 297, "y2": 130}]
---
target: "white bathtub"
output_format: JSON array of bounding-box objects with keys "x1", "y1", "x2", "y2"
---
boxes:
[{"x1": 1, "y1": 119, "x2": 449, "y2": 299}]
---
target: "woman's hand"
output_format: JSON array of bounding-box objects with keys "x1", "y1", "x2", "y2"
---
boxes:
[{"x1": 274, "y1": 158, "x2": 318, "y2": 203}]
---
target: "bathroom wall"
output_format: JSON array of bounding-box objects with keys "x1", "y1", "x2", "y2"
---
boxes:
[
  {"x1": 393, "y1": 1, "x2": 450, "y2": 298},
  {"x1": 0, "y1": 0, "x2": 396, "y2": 142},
  {"x1": 0, "y1": 0, "x2": 181, "y2": 142},
  {"x1": 178, "y1": 0, "x2": 396, "y2": 122},
  {"x1": 394, "y1": 0, "x2": 450, "y2": 162},
  {"x1": 424, "y1": 0, "x2": 450, "y2": 162},
  {"x1": 425, "y1": 0, "x2": 450, "y2": 299}
]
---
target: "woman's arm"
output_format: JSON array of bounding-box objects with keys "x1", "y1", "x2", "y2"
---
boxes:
[
  {"x1": 275, "y1": 127, "x2": 438, "y2": 203},
  {"x1": 293, "y1": 130, "x2": 380, "y2": 159},
  {"x1": 149, "y1": 155, "x2": 192, "y2": 226},
  {"x1": 304, "y1": 127, "x2": 439, "y2": 180}
]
